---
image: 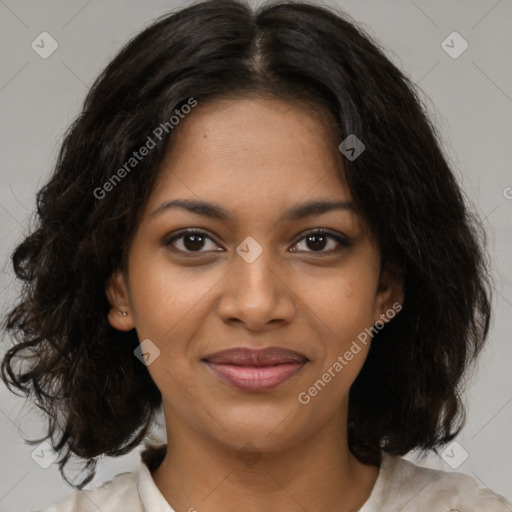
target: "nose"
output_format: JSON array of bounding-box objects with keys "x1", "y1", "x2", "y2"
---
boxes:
[{"x1": 217, "y1": 245, "x2": 296, "y2": 332}]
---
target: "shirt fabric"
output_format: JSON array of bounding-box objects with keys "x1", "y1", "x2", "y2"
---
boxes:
[{"x1": 35, "y1": 452, "x2": 512, "y2": 512}]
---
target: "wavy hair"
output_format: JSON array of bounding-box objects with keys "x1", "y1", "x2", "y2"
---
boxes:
[{"x1": 1, "y1": 0, "x2": 491, "y2": 488}]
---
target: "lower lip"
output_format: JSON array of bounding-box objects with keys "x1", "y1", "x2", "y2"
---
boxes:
[{"x1": 204, "y1": 361, "x2": 305, "y2": 391}]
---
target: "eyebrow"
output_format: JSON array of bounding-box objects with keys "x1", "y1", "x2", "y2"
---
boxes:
[{"x1": 151, "y1": 198, "x2": 355, "y2": 222}]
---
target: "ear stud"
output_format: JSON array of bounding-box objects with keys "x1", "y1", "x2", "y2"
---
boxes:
[{"x1": 117, "y1": 311, "x2": 128, "y2": 317}]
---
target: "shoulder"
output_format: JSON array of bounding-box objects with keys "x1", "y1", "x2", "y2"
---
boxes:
[
  {"x1": 371, "y1": 452, "x2": 512, "y2": 511},
  {"x1": 33, "y1": 470, "x2": 142, "y2": 512}
]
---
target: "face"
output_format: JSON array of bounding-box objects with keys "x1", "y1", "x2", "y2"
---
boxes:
[{"x1": 107, "y1": 97, "x2": 402, "y2": 453}]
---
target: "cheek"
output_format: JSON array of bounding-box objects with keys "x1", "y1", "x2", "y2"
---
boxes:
[
  {"x1": 128, "y1": 257, "x2": 215, "y2": 339},
  {"x1": 296, "y1": 269, "x2": 378, "y2": 340},
  {"x1": 295, "y1": 267, "x2": 378, "y2": 394}
]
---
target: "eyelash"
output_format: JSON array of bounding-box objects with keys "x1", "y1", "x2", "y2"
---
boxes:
[{"x1": 163, "y1": 228, "x2": 351, "y2": 256}]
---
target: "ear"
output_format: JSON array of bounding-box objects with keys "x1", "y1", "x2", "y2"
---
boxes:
[
  {"x1": 105, "y1": 269, "x2": 135, "y2": 332},
  {"x1": 373, "y1": 262, "x2": 404, "y2": 325}
]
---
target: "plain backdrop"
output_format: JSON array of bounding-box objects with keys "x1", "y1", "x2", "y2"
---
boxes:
[{"x1": 0, "y1": 0, "x2": 511, "y2": 510}]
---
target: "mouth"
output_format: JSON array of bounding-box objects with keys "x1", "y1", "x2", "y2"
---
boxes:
[{"x1": 202, "y1": 347, "x2": 308, "y2": 392}]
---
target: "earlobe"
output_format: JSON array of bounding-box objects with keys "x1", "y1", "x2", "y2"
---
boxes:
[
  {"x1": 105, "y1": 270, "x2": 135, "y2": 332},
  {"x1": 375, "y1": 263, "x2": 404, "y2": 324}
]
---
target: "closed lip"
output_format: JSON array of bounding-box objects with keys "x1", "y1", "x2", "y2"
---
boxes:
[
  {"x1": 202, "y1": 347, "x2": 308, "y2": 366},
  {"x1": 202, "y1": 346, "x2": 308, "y2": 392}
]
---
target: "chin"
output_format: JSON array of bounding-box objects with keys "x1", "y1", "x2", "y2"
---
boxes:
[{"x1": 204, "y1": 406, "x2": 313, "y2": 453}]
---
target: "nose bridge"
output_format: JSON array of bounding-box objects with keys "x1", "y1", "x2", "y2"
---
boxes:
[
  {"x1": 233, "y1": 235, "x2": 279, "y2": 297},
  {"x1": 217, "y1": 235, "x2": 295, "y2": 328}
]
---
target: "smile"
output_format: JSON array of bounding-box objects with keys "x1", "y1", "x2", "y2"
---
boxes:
[{"x1": 204, "y1": 361, "x2": 306, "y2": 391}]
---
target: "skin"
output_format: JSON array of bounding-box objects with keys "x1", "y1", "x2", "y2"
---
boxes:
[{"x1": 106, "y1": 96, "x2": 403, "y2": 512}]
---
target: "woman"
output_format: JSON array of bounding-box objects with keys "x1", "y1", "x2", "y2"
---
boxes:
[{"x1": 2, "y1": 0, "x2": 510, "y2": 510}]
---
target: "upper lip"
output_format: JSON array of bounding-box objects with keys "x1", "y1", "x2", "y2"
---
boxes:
[{"x1": 203, "y1": 347, "x2": 308, "y2": 366}]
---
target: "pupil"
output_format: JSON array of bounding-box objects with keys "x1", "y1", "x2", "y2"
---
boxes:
[
  {"x1": 184, "y1": 234, "x2": 204, "y2": 251},
  {"x1": 307, "y1": 234, "x2": 327, "y2": 251}
]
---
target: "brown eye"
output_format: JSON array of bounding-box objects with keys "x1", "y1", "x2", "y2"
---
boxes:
[
  {"x1": 164, "y1": 229, "x2": 221, "y2": 253},
  {"x1": 291, "y1": 230, "x2": 351, "y2": 254}
]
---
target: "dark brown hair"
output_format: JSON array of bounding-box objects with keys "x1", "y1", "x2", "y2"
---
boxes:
[{"x1": 1, "y1": 0, "x2": 491, "y2": 488}]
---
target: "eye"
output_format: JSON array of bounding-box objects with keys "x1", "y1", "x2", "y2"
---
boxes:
[
  {"x1": 164, "y1": 228, "x2": 350, "y2": 256},
  {"x1": 164, "y1": 229, "x2": 222, "y2": 254},
  {"x1": 291, "y1": 229, "x2": 351, "y2": 254}
]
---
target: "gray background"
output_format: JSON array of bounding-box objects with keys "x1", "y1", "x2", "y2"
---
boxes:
[{"x1": 0, "y1": 0, "x2": 511, "y2": 510}]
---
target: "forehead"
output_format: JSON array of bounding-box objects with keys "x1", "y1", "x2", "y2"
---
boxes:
[
  {"x1": 147, "y1": 97, "x2": 354, "y2": 225},
  {"x1": 167, "y1": 96, "x2": 340, "y2": 159}
]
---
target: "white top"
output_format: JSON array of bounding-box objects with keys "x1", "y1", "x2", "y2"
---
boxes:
[{"x1": 35, "y1": 452, "x2": 512, "y2": 512}]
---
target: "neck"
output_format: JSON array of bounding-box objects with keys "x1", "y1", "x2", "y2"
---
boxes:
[{"x1": 151, "y1": 411, "x2": 379, "y2": 512}]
